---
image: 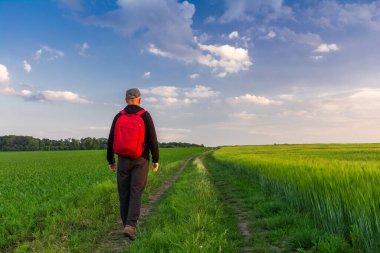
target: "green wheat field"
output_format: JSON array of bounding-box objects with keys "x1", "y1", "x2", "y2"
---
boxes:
[{"x1": 1, "y1": 144, "x2": 380, "y2": 252}]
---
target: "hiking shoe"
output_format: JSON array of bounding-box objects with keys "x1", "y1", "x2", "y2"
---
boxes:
[{"x1": 124, "y1": 225, "x2": 137, "y2": 239}]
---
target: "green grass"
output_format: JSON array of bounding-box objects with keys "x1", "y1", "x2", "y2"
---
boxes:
[
  {"x1": 204, "y1": 154, "x2": 352, "y2": 252},
  {"x1": 3, "y1": 144, "x2": 378, "y2": 252},
  {"x1": 0, "y1": 147, "x2": 207, "y2": 252},
  {"x1": 127, "y1": 156, "x2": 242, "y2": 253},
  {"x1": 211, "y1": 144, "x2": 380, "y2": 252}
]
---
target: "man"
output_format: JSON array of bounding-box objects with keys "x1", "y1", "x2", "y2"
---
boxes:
[{"x1": 107, "y1": 88, "x2": 159, "y2": 238}]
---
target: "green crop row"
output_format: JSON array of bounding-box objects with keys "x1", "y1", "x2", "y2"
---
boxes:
[
  {"x1": 0, "y1": 147, "x2": 207, "y2": 252},
  {"x1": 212, "y1": 144, "x2": 380, "y2": 253},
  {"x1": 204, "y1": 154, "x2": 352, "y2": 252}
]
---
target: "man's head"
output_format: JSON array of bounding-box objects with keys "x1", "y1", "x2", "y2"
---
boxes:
[{"x1": 126, "y1": 88, "x2": 141, "y2": 105}]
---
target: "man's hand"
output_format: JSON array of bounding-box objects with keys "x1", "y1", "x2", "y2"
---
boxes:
[
  {"x1": 151, "y1": 162, "x2": 159, "y2": 173},
  {"x1": 108, "y1": 163, "x2": 116, "y2": 172}
]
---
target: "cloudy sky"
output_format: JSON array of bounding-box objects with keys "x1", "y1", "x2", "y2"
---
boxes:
[{"x1": 1, "y1": 0, "x2": 379, "y2": 146}]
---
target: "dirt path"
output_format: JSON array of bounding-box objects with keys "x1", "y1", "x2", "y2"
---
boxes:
[
  {"x1": 200, "y1": 155, "x2": 253, "y2": 253},
  {"x1": 95, "y1": 155, "x2": 196, "y2": 253}
]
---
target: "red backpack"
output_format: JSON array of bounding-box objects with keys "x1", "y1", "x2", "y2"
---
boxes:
[{"x1": 113, "y1": 109, "x2": 146, "y2": 159}]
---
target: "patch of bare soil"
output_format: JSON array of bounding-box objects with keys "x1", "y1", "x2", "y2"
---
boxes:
[{"x1": 95, "y1": 155, "x2": 196, "y2": 253}]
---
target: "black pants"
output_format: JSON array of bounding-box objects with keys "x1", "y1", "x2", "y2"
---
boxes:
[{"x1": 117, "y1": 156, "x2": 149, "y2": 227}]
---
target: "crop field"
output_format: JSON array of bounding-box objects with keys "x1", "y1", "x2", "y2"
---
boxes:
[
  {"x1": 0, "y1": 147, "x2": 207, "y2": 252},
  {"x1": 211, "y1": 144, "x2": 380, "y2": 252},
  {"x1": 2, "y1": 144, "x2": 380, "y2": 253}
]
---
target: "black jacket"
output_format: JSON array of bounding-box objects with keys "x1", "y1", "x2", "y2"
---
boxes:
[{"x1": 107, "y1": 105, "x2": 159, "y2": 164}]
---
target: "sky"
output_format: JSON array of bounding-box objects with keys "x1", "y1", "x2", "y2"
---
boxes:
[{"x1": 0, "y1": 0, "x2": 379, "y2": 146}]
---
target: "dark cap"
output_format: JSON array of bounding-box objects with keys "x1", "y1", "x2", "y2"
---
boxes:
[{"x1": 126, "y1": 88, "x2": 141, "y2": 99}]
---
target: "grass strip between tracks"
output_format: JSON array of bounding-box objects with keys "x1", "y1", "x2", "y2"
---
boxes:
[{"x1": 127, "y1": 156, "x2": 242, "y2": 253}]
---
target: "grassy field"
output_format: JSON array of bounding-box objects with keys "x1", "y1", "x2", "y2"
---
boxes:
[
  {"x1": 0, "y1": 147, "x2": 207, "y2": 252},
  {"x1": 212, "y1": 144, "x2": 380, "y2": 252},
  {"x1": 204, "y1": 153, "x2": 351, "y2": 252},
  {"x1": 2, "y1": 144, "x2": 379, "y2": 252}
]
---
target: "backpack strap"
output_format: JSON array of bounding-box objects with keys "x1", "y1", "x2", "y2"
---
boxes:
[
  {"x1": 119, "y1": 109, "x2": 145, "y2": 116},
  {"x1": 136, "y1": 109, "x2": 146, "y2": 116}
]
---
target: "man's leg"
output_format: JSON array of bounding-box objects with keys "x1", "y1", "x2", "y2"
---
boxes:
[
  {"x1": 117, "y1": 156, "x2": 133, "y2": 226},
  {"x1": 126, "y1": 157, "x2": 149, "y2": 227}
]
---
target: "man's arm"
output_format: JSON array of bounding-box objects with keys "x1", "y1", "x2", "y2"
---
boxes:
[
  {"x1": 107, "y1": 114, "x2": 120, "y2": 165},
  {"x1": 144, "y1": 111, "x2": 159, "y2": 164}
]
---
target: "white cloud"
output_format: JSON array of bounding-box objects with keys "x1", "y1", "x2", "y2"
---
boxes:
[
  {"x1": 83, "y1": 1, "x2": 197, "y2": 62},
  {"x1": 142, "y1": 85, "x2": 219, "y2": 107},
  {"x1": 34, "y1": 49, "x2": 43, "y2": 60},
  {"x1": 19, "y1": 89, "x2": 33, "y2": 97},
  {"x1": 141, "y1": 86, "x2": 179, "y2": 97},
  {"x1": 263, "y1": 31, "x2": 276, "y2": 40},
  {"x1": 314, "y1": 43, "x2": 339, "y2": 53},
  {"x1": 349, "y1": 88, "x2": 380, "y2": 100},
  {"x1": 155, "y1": 97, "x2": 197, "y2": 106},
  {"x1": 232, "y1": 111, "x2": 256, "y2": 120},
  {"x1": 34, "y1": 46, "x2": 64, "y2": 61},
  {"x1": 266, "y1": 28, "x2": 338, "y2": 55},
  {"x1": 204, "y1": 16, "x2": 216, "y2": 24},
  {"x1": 217, "y1": 72, "x2": 227, "y2": 78},
  {"x1": 148, "y1": 44, "x2": 172, "y2": 58},
  {"x1": 185, "y1": 85, "x2": 220, "y2": 98},
  {"x1": 228, "y1": 31, "x2": 239, "y2": 39},
  {"x1": 278, "y1": 94, "x2": 303, "y2": 102},
  {"x1": 77, "y1": 1, "x2": 252, "y2": 76},
  {"x1": 195, "y1": 33, "x2": 211, "y2": 44},
  {"x1": 310, "y1": 1, "x2": 380, "y2": 30},
  {"x1": 32, "y1": 90, "x2": 91, "y2": 104},
  {"x1": 23, "y1": 60, "x2": 32, "y2": 73},
  {"x1": 310, "y1": 55, "x2": 324, "y2": 61},
  {"x1": 79, "y1": 42, "x2": 89, "y2": 56},
  {"x1": 40, "y1": 91, "x2": 88, "y2": 103},
  {"x1": 346, "y1": 88, "x2": 380, "y2": 114},
  {"x1": 197, "y1": 43, "x2": 252, "y2": 77},
  {"x1": 278, "y1": 87, "x2": 380, "y2": 122},
  {"x1": 0, "y1": 64, "x2": 10, "y2": 85},
  {"x1": 1, "y1": 64, "x2": 91, "y2": 104},
  {"x1": 219, "y1": 0, "x2": 293, "y2": 23},
  {"x1": 274, "y1": 27, "x2": 321, "y2": 47},
  {"x1": 43, "y1": 46, "x2": 64, "y2": 57},
  {"x1": 143, "y1": 71, "x2": 151, "y2": 79},
  {"x1": 239, "y1": 36, "x2": 252, "y2": 48},
  {"x1": 229, "y1": 93, "x2": 282, "y2": 105},
  {"x1": 183, "y1": 98, "x2": 197, "y2": 105},
  {"x1": 188, "y1": 73, "x2": 200, "y2": 79},
  {"x1": 145, "y1": 97, "x2": 158, "y2": 102},
  {"x1": 163, "y1": 97, "x2": 179, "y2": 105},
  {"x1": 0, "y1": 64, "x2": 14, "y2": 94}
]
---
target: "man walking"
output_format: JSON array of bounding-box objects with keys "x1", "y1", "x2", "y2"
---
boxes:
[{"x1": 107, "y1": 88, "x2": 159, "y2": 238}]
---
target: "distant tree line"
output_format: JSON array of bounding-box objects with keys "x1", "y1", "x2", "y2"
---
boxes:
[
  {"x1": 159, "y1": 142, "x2": 204, "y2": 148},
  {"x1": 0, "y1": 135, "x2": 204, "y2": 151},
  {"x1": 0, "y1": 135, "x2": 108, "y2": 151}
]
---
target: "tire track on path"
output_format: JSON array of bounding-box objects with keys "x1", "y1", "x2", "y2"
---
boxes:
[
  {"x1": 200, "y1": 154, "x2": 253, "y2": 253},
  {"x1": 95, "y1": 154, "x2": 199, "y2": 253}
]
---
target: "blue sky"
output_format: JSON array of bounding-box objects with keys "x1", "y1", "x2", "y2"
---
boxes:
[{"x1": 1, "y1": 0, "x2": 379, "y2": 146}]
